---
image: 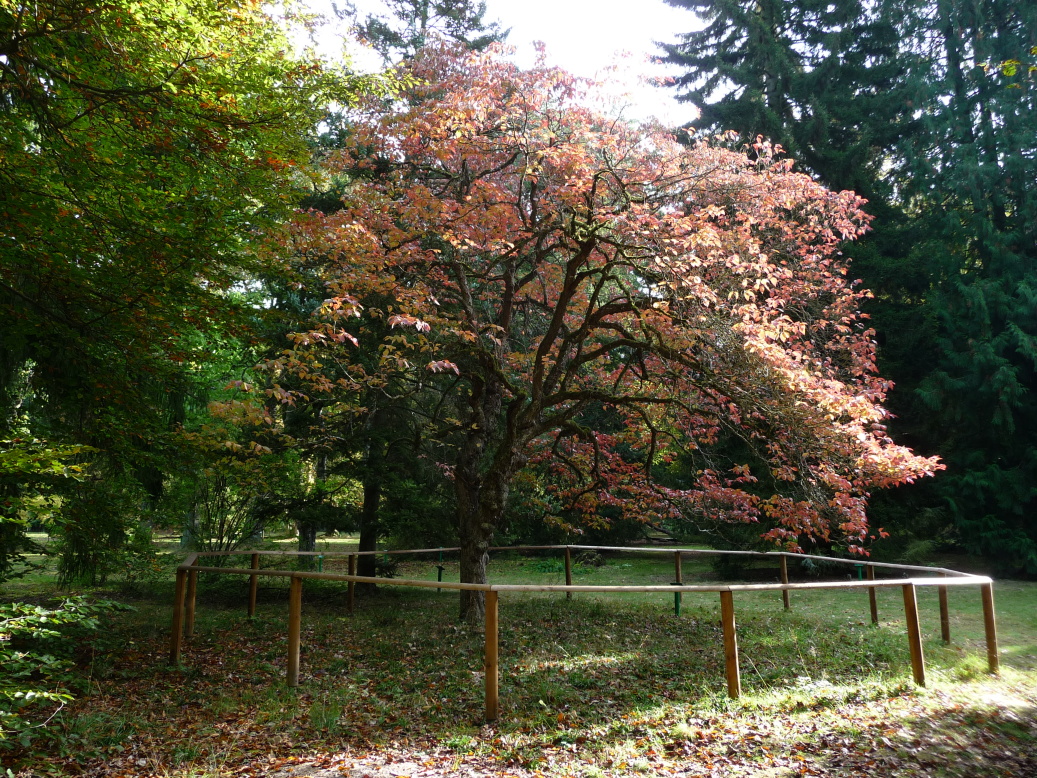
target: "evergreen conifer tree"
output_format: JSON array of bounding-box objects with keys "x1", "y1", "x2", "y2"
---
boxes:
[
  {"x1": 662, "y1": 0, "x2": 1037, "y2": 572},
  {"x1": 343, "y1": 0, "x2": 507, "y2": 62},
  {"x1": 898, "y1": 0, "x2": 1037, "y2": 571},
  {"x1": 659, "y1": 0, "x2": 915, "y2": 198}
]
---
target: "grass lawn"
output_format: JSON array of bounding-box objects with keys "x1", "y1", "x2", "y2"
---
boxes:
[{"x1": 3, "y1": 543, "x2": 1036, "y2": 777}]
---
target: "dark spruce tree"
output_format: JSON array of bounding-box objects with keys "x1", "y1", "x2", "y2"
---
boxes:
[
  {"x1": 658, "y1": 0, "x2": 929, "y2": 444},
  {"x1": 896, "y1": 1, "x2": 1037, "y2": 573},
  {"x1": 658, "y1": 0, "x2": 805, "y2": 151},
  {"x1": 658, "y1": 0, "x2": 917, "y2": 197},
  {"x1": 661, "y1": 0, "x2": 1037, "y2": 574}
]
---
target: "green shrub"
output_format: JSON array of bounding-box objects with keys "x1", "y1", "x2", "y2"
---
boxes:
[{"x1": 0, "y1": 597, "x2": 128, "y2": 756}]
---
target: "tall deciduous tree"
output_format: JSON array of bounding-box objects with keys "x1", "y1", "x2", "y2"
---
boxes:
[
  {"x1": 281, "y1": 45, "x2": 938, "y2": 620},
  {"x1": 249, "y1": 199, "x2": 450, "y2": 568},
  {"x1": 0, "y1": 0, "x2": 378, "y2": 439},
  {"x1": 0, "y1": 0, "x2": 387, "y2": 575}
]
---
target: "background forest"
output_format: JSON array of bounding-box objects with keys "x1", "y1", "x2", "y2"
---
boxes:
[
  {"x1": 663, "y1": 0, "x2": 1037, "y2": 573},
  {"x1": 2, "y1": 0, "x2": 1036, "y2": 601}
]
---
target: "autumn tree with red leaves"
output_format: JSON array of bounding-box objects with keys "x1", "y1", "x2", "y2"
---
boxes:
[{"x1": 279, "y1": 45, "x2": 940, "y2": 621}]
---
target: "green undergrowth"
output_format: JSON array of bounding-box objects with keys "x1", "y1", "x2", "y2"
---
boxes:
[{"x1": 3, "y1": 554, "x2": 1036, "y2": 776}]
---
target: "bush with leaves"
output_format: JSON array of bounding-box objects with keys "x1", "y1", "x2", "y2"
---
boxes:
[
  {"x1": 0, "y1": 440, "x2": 93, "y2": 584},
  {"x1": 0, "y1": 597, "x2": 127, "y2": 756}
]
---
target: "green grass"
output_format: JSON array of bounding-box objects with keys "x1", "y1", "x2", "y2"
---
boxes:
[{"x1": 4, "y1": 549, "x2": 1037, "y2": 776}]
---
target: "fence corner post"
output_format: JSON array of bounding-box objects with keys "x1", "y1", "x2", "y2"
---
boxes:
[
  {"x1": 938, "y1": 573, "x2": 951, "y2": 644},
  {"x1": 779, "y1": 555, "x2": 790, "y2": 611},
  {"x1": 673, "y1": 551, "x2": 684, "y2": 617},
  {"x1": 248, "y1": 553, "x2": 260, "y2": 618},
  {"x1": 287, "y1": 575, "x2": 303, "y2": 687},
  {"x1": 902, "y1": 583, "x2": 926, "y2": 687},
  {"x1": 564, "y1": 546, "x2": 573, "y2": 600},
  {"x1": 981, "y1": 582, "x2": 999, "y2": 675},
  {"x1": 169, "y1": 567, "x2": 187, "y2": 666},
  {"x1": 867, "y1": 564, "x2": 879, "y2": 625},
  {"x1": 185, "y1": 568, "x2": 198, "y2": 638}
]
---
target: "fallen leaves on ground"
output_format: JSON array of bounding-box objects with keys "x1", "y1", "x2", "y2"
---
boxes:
[{"x1": 9, "y1": 588, "x2": 1037, "y2": 778}]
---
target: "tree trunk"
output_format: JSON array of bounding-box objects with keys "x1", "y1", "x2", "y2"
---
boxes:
[
  {"x1": 452, "y1": 354, "x2": 523, "y2": 623},
  {"x1": 456, "y1": 467, "x2": 510, "y2": 624},
  {"x1": 457, "y1": 491, "x2": 491, "y2": 623},
  {"x1": 357, "y1": 469, "x2": 382, "y2": 580},
  {"x1": 297, "y1": 522, "x2": 317, "y2": 553},
  {"x1": 297, "y1": 448, "x2": 326, "y2": 567},
  {"x1": 357, "y1": 416, "x2": 386, "y2": 581},
  {"x1": 180, "y1": 506, "x2": 198, "y2": 550}
]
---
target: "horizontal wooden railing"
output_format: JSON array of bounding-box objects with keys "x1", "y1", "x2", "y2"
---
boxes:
[{"x1": 169, "y1": 546, "x2": 998, "y2": 722}]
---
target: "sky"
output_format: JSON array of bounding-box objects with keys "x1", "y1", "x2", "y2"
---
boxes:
[
  {"x1": 304, "y1": 0, "x2": 703, "y2": 126},
  {"x1": 479, "y1": 0, "x2": 702, "y2": 125}
]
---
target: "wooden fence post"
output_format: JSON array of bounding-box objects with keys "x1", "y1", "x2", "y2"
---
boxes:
[
  {"x1": 185, "y1": 568, "x2": 198, "y2": 638},
  {"x1": 779, "y1": 556, "x2": 790, "y2": 611},
  {"x1": 981, "y1": 583, "x2": 1000, "y2": 675},
  {"x1": 720, "y1": 590, "x2": 741, "y2": 699},
  {"x1": 347, "y1": 554, "x2": 357, "y2": 615},
  {"x1": 564, "y1": 547, "x2": 572, "y2": 600},
  {"x1": 248, "y1": 553, "x2": 260, "y2": 618},
  {"x1": 867, "y1": 565, "x2": 879, "y2": 625},
  {"x1": 288, "y1": 575, "x2": 303, "y2": 687},
  {"x1": 169, "y1": 567, "x2": 187, "y2": 665},
  {"x1": 485, "y1": 590, "x2": 499, "y2": 722},
  {"x1": 902, "y1": 583, "x2": 926, "y2": 686},
  {"x1": 938, "y1": 573, "x2": 951, "y2": 644}
]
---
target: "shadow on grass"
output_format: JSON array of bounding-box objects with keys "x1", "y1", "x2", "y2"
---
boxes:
[{"x1": 26, "y1": 579, "x2": 1037, "y2": 777}]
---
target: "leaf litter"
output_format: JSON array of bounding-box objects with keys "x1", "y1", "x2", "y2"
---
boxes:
[{"x1": 9, "y1": 586, "x2": 1037, "y2": 778}]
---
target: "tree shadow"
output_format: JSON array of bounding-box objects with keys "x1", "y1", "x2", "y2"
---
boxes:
[{"x1": 56, "y1": 584, "x2": 1037, "y2": 777}]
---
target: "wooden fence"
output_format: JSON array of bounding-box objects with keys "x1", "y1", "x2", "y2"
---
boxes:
[{"x1": 168, "y1": 546, "x2": 999, "y2": 722}]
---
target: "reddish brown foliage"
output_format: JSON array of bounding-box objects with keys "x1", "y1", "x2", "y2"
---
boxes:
[{"x1": 266, "y1": 45, "x2": 940, "y2": 611}]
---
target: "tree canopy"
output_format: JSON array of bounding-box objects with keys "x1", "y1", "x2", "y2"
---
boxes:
[
  {"x1": 0, "y1": 0, "x2": 381, "y2": 446},
  {"x1": 0, "y1": 3, "x2": 961, "y2": 592},
  {"x1": 0, "y1": 0, "x2": 390, "y2": 579},
  {"x1": 270, "y1": 44, "x2": 939, "y2": 618}
]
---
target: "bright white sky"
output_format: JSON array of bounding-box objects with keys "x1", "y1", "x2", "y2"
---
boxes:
[
  {"x1": 303, "y1": 0, "x2": 703, "y2": 126},
  {"x1": 480, "y1": 0, "x2": 701, "y2": 125}
]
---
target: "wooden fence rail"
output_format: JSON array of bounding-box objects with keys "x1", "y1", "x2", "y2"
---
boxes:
[{"x1": 169, "y1": 547, "x2": 998, "y2": 721}]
